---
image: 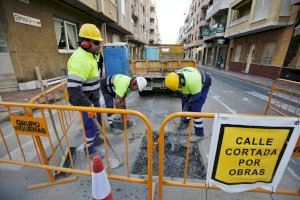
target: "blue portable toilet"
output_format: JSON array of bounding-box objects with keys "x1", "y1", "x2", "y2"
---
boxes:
[
  {"x1": 103, "y1": 42, "x2": 131, "y2": 76},
  {"x1": 144, "y1": 46, "x2": 159, "y2": 60}
]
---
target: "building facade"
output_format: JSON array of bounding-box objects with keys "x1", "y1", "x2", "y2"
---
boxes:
[
  {"x1": 0, "y1": 0, "x2": 156, "y2": 92},
  {"x1": 149, "y1": 1, "x2": 160, "y2": 45},
  {"x1": 225, "y1": 0, "x2": 299, "y2": 79},
  {"x1": 178, "y1": 0, "x2": 206, "y2": 61},
  {"x1": 203, "y1": 0, "x2": 230, "y2": 68},
  {"x1": 180, "y1": 0, "x2": 300, "y2": 80}
]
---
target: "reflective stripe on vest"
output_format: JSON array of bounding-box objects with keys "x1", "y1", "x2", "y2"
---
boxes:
[{"x1": 106, "y1": 75, "x2": 115, "y2": 94}]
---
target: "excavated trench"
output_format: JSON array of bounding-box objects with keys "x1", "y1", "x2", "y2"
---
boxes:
[{"x1": 131, "y1": 131, "x2": 206, "y2": 179}]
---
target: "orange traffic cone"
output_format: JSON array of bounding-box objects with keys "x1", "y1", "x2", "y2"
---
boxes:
[{"x1": 92, "y1": 156, "x2": 113, "y2": 200}]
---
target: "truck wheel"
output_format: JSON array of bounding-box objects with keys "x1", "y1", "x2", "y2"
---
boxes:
[{"x1": 139, "y1": 91, "x2": 147, "y2": 96}]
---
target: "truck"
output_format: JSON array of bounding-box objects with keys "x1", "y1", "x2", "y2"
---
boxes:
[{"x1": 131, "y1": 44, "x2": 197, "y2": 95}]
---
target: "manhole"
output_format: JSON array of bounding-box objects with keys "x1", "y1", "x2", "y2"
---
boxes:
[{"x1": 131, "y1": 132, "x2": 206, "y2": 179}]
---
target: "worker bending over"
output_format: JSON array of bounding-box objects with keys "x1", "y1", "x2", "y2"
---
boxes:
[
  {"x1": 100, "y1": 74, "x2": 147, "y2": 128},
  {"x1": 165, "y1": 67, "x2": 211, "y2": 142},
  {"x1": 67, "y1": 23, "x2": 103, "y2": 155}
]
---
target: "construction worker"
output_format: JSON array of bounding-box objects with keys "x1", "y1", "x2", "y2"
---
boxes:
[
  {"x1": 165, "y1": 67, "x2": 211, "y2": 142},
  {"x1": 100, "y1": 75, "x2": 147, "y2": 129},
  {"x1": 67, "y1": 23, "x2": 103, "y2": 155}
]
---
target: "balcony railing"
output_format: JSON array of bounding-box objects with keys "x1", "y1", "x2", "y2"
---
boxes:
[
  {"x1": 202, "y1": 22, "x2": 226, "y2": 37},
  {"x1": 229, "y1": 14, "x2": 250, "y2": 27},
  {"x1": 206, "y1": 0, "x2": 230, "y2": 20}
]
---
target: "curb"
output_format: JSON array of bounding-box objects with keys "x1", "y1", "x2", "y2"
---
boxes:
[
  {"x1": 201, "y1": 67, "x2": 300, "y2": 97},
  {"x1": 0, "y1": 110, "x2": 24, "y2": 124},
  {"x1": 199, "y1": 66, "x2": 272, "y2": 89}
]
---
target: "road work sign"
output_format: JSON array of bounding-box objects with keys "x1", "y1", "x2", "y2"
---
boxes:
[
  {"x1": 10, "y1": 115, "x2": 49, "y2": 137},
  {"x1": 206, "y1": 114, "x2": 300, "y2": 193}
]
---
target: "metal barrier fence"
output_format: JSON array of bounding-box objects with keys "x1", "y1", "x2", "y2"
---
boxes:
[
  {"x1": 157, "y1": 112, "x2": 300, "y2": 200},
  {"x1": 265, "y1": 78, "x2": 300, "y2": 157},
  {"x1": 1, "y1": 78, "x2": 299, "y2": 199},
  {"x1": 0, "y1": 101, "x2": 153, "y2": 199},
  {"x1": 265, "y1": 78, "x2": 300, "y2": 117}
]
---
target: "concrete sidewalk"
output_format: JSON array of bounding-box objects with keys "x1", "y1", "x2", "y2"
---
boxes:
[{"x1": 199, "y1": 65, "x2": 300, "y2": 94}]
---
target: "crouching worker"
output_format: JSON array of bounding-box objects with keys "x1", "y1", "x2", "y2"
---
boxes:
[
  {"x1": 165, "y1": 67, "x2": 211, "y2": 142},
  {"x1": 67, "y1": 23, "x2": 104, "y2": 156},
  {"x1": 100, "y1": 75, "x2": 147, "y2": 129}
]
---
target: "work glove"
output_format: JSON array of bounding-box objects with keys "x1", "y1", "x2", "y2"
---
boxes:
[{"x1": 87, "y1": 105, "x2": 96, "y2": 118}]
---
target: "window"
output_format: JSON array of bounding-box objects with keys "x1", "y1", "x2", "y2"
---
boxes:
[
  {"x1": 233, "y1": 45, "x2": 242, "y2": 62},
  {"x1": 121, "y1": 0, "x2": 126, "y2": 16},
  {"x1": 0, "y1": 24, "x2": 8, "y2": 52},
  {"x1": 260, "y1": 42, "x2": 276, "y2": 65},
  {"x1": 53, "y1": 18, "x2": 78, "y2": 53},
  {"x1": 253, "y1": 0, "x2": 270, "y2": 22},
  {"x1": 112, "y1": 34, "x2": 120, "y2": 43}
]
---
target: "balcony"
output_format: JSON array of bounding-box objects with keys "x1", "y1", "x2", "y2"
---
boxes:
[
  {"x1": 229, "y1": 14, "x2": 249, "y2": 27},
  {"x1": 149, "y1": 23, "x2": 156, "y2": 30},
  {"x1": 206, "y1": 0, "x2": 230, "y2": 20},
  {"x1": 150, "y1": 12, "x2": 156, "y2": 19},
  {"x1": 225, "y1": 0, "x2": 289, "y2": 39},
  {"x1": 201, "y1": 0, "x2": 210, "y2": 9},
  {"x1": 132, "y1": 7, "x2": 139, "y2": 20},
  {"x1": 199, "y1": 20, "x2": 209, "y2": 27},
  {"x1": 128, "y1": 27, "x2": 147, "y2": 44},
  {"x1": 149, "y1": 34, "x2": 157, "y2": 41},
  {"x1": 203, "y1": 22, "x2": 226, "y2": 41},
  {"x1": 291, "y1": 0, "x2": 300, "y2": 5}
]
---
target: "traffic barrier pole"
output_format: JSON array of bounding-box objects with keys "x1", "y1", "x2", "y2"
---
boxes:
[{"x1": 92, "y1": 156, "x2": 113, "y2": 200}]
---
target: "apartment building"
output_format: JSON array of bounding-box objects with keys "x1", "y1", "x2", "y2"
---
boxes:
[
  {"x1": 128, "y1": 0, "x2": 150, "y2": 60},
  {"x1": 178, "y1": 0, "x2": 205, "y2": 61},
  {"x1": 149, "y1": 1, "x2": 160, "y2": 45},
  {"x1": 225, "y1": 0, "x2": 300, "y2": 79},
  {"x1": 179, "y1": 0, "x2": 300, "y2": 80},
  {"x1": 0, "y1": 0, "x2": 155, "y2": 92},
  {"x1": 203, "y1": 0, "x2": 230, "y2": 67}
]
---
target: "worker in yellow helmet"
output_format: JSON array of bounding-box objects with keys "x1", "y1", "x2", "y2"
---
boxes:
[
  {"x1": 165, "y1": 67, "x2": 211, "y2": 142},
  {"x1": 67, "y1": 23, "x2": 104, "y2": 156}
]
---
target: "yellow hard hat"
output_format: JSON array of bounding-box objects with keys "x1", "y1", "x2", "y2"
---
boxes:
[
  {"x1": 79, "y1": 23, "x2": 103, "y2": 41},
  {"x1": 165, "y1": 72, "x2": 179, "y2": 91}
]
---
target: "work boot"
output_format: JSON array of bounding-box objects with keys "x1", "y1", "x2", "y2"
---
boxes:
[
  {"x1": 177, "y1": 118, "x2": 190, "y2": 130},
  {"x1": 94, "y1": 136, "x2": 104, "y2": 146},
  {"x1": 190, "y1": 135, "x2": 204, "y2": 143},
  {"x1": 87, "y1": 147, "x2": 105, "y2": 159}
]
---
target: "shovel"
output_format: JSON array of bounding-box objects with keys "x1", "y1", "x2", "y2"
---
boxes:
[{"x1": 93, "y1": 118, "x2": 123, "y2": 167}]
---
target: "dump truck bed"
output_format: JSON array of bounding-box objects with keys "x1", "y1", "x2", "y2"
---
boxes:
[
  {"x1": 131, "y1": 60, "x2": 197, "y2": 92},
  {"x1": 131, "y1": 60, "x2": 197, "y2": 76}
]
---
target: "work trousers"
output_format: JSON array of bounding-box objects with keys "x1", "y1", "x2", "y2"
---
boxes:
[
  {"x1": 181, "y1": 71, "x2": 211, "y2": 136},
  {"x1": 82, "y1": 101, "x2": 101, "y2": 153}
]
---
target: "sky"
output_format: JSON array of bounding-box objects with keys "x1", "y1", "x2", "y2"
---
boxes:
[{"x1": 155, "y1": 0, "x2": 191, "y2": 44}]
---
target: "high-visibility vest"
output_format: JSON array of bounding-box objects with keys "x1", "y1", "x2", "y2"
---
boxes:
[
  {"x1": 177, "y1": 67, "x2": 203, "y2": 95},
  {"x1": 67, "y1": 47, "x2": 100, "y2": 100},
  {"x1": 107, "y1": 74, "x2": 131, "y2": 98}
]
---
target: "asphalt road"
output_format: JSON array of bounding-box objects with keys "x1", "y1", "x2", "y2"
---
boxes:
[{"x1": 0, "y1": 69, "x2": 299, "y2": 200}]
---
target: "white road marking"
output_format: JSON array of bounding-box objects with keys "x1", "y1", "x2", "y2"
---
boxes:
[
  {"x1": 287, "y1": 167, "x2": 300, "y2": 181},
  {"x1": 0, "y1": 139, "x2": 50, "y2": 171},
  {"x1": 223, "y1": 91, "x2": 234, "y2": 93},
  {"x1": 242, "y1": 97, "x2": 249, "y2": 101},
  {"x1": 212, "y1": 95, "x2": 237, "y2": 114},
  {"x1": 268, "y1": 91, "x2": 300, "y2": 104},
  {"x1": 245, "y1": 91, "x2": 299, "y2": 115},
  {"x1": 289, "y1": 158, "x2": 300, "y2": 165},
  {"x1": 0, "y1": 130, "x2": 15, "y2": 143},
  {"x1": 0, "y1": 139, "x2": 35, "y2": 171}
]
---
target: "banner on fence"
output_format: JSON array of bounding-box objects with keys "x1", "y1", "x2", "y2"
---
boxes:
[
  {"x1": 206, "y1": 114, "x2": 300, "y2": 193},
  {"x1": 10, "y1": 115, "x2": 49, "y2": 137}
]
